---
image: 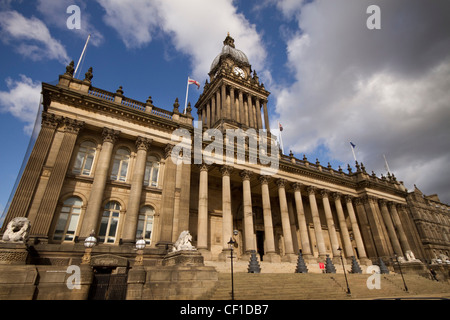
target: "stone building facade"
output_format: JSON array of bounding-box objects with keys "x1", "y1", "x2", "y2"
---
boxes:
[{"x1": 0, "y1": 35, "x2": 448, "y2": 299}]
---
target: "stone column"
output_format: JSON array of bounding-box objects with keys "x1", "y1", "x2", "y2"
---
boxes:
[
  {"x1": 263, "y1": 100, "x2": 270, "y2": 132},
  {"x1": 333, "y1": 192, "x2": 353, "y2": 259},
  {"x1": 259, "y1": 175, "x2": 278, "y2": 262},
  {"x1": 211, "y1": 96, "x2": 216, "y2": 126},
  {"x1": 292, "y1": 183, "x2": 313, "y2": 260},
  {"x1": 30, "y1": 118, "x2": 84, "y2": 240},
  {"x1": 122, "y1": 137, "x2": 152, "y2": 244},
  {"x1": 345, "y1": 196, "x2": 369, "y2": 264},
  {"x1": 247, "y1": 95, "x2": 254, "y2": 127},
  {"x1": 220, "y1": 166, "x2": 233, "y2": 260},
  {"x1": 307, "y1": 186, "x2": 327, "y2": 258},
  {"x1": 354, "y1": 198, "x2": 377, "y2": 259},
  {"x1": 2, "y1": 112, "x2": 61, "y2": 230},
  {"x1": 379, "y1": 199, "x2": 403, "y2": 257},
  {"x1": 156, "y1": 144, "x2": 178, "y2": 248},
  {"x1": 238, "y1": 90, "x2": 244, "y2": 125},
  {"x1": 240, "y1": 170, "x2": 255, "y2": 254},
  {"x1": 388, "y1": 202, "x2": 411, "y2": 254},
  {"x1": 320, "y1": 190, "x2": 340, "y2": 258},
  {"x1": 276, "y1": 179, "x2": 296, "y2": 262},
  {"x1": 222, "y1": 84, "x2": 228, "y2": 119},
  {"x1": 197, "y1": 163, "x2": 209, "y2": 254},
  {"x1": 362, "y1": 196, "x2": 390, "y2": 257},
  {"x1": 216, "y1": 90, "x2": 221, "y2": 120},
  {"x1": 230, "y1": 87, "x2": 236, "y2": 121},
  {"x1": 80, "y1": 128, "x2": 119, "y2": 239},
  {"x1": 206, "y1": 102, "x2": 211, "y2": 128},
  {"x1": 256, "y1": 99, "x2": 262, "y2": 129}
]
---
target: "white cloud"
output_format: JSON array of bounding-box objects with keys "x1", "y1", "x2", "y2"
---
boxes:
[
  {"x1": 272, "y1": 0, "x2": 450, "y2": 202},
  {"x1": 0, "y1": 75, "x2": 42, "y2": 135},
  {"x1": 36, "y1": 0, "x2": 104, "y2": 46},
  {"x1": 96, "y1": 0, "x2": 268, "y2": 81},
  {"x1": 0, "y1": 10, "x2": 69, "y2": 64}
]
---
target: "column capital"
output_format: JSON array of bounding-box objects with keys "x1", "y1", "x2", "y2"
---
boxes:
[
  {"x1": 41, "y1": 111, "x2": 63, "y2": 129},
  {"x1": 332, "y1": 192, "x2": 342, "y2": 201},
  {"x1": 240, "y1": 169, "x2": 252, "y2": 181},
  {"x1": 354, "y1": 197, "x2": 362, "y2": 205},
  {"x1": 136, "y1": 137, "x2": 152, "y2": 151},
  {"x1": 102, "y1": 127, "x2": 120, "y2": 144},
  {"x1": 292, "y1": 182, "x2": 303, "y2": 192},
  {"x1": 344, "y1": 195, "x2": 354, "y2": 203},
  {"x1": 63, "y1": 117, "x2": 84, "y2": 134},
  {"x1": 197, "y1": 163, "x2": 210, "y2": 172},
  {"x1": 220, "y1": 165, "x2": 233, "y2": 176},
  {"x1": 163, "y1": 144, "x2": 174, "y2": 159},
  {"x1": 259, "y1": 175, "x2": 271, "y2": 184},
  {"x1": 378, "y1": 199, "x2": 388, "y2": 207},
  {"x1": 320, "y1": 189, "x2": 330, "y2": 198},
  {"x1": 306, "y1": 185, "x2": 316, "y2": 195},
  {"x1": 276, "y1": 178, "x2": 287, "y2": 189}
]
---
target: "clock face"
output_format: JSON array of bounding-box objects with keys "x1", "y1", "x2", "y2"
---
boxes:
[{"x1": 233, "y1": 66, "x2": 245, "y2": 78}]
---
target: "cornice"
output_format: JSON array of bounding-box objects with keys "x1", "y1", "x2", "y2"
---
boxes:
[{"x1": 42, "y1": 82, "x2": 193, "y2": 134}]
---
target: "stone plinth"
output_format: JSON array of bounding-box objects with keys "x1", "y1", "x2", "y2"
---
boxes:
[
  {"x1": 0, "y1": 242, "x2": 29, "y2": 265},
  {"x1": 163, "y1": 250, "x2": 204, "y2": 267}
]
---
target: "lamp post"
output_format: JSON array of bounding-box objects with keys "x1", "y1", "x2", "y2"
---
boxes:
[
  {"x1": 135, "y1": 237, "x2": 146, "y2": 266},
  {"x1": 394, "y1": 254, "x2": 408, "y2": 292},
  {"x1": 227, "y1": 230, "x2": 238, "y2": 301},
  {"x1": 82, "y1": 231, "x2": 97, "y2": 264},
  {"x1": 338, "y1": 247, "x2": 351, "y2": 295}
]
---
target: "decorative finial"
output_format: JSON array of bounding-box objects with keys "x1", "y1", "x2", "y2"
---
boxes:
[
  {"x1": 173, "y1": 98, "x2": 180, "y2": 114},
  {"x1": 84, "y1": 67, "x2": 93, "y2": 82},
  {"x1": 65, "y1": 60, "x2": 75, "y2": 76}
]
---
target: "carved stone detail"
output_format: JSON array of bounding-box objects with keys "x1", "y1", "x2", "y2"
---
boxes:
[{"x1": 102, "y1": 127, "x2": 120, "y2": 144}]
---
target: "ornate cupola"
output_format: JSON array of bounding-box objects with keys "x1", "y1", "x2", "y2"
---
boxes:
[{"x1": 195, "y1": 34, "x2": 271, "y2": 132}]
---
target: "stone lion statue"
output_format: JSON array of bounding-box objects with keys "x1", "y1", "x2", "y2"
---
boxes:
[
  {"x1": 2, "y1": 217, "x2": 31, "y2": 243},
  {"x1": 172, "y1": 230, "x2": 196, "y2": 252}
]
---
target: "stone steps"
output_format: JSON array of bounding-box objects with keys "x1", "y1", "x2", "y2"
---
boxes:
[{"x1": 205, "y1": 272, "x2": 450, "y2": 300}]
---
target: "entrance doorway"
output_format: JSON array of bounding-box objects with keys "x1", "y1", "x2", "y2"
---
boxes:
[
  {"x1": 88, "y1": 267, "x2": 128, "y2": 300},
  {"x1": 256, "y1": 231, "x2": 265, "y2": 261}
]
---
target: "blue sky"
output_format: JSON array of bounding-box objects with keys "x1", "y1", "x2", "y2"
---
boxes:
[{"x1": 1, "y1": 0, "x2": 450, "y2": 215}]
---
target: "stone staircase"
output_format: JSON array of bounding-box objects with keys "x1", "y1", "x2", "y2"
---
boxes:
[{"x1": 205, "y1": 272, "x2": 450, "y2": 300}]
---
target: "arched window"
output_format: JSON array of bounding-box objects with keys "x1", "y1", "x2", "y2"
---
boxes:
[
  {"x1": 143, "y1": 156, "x2": 160, "y2": 187},
  {"x1": 136, "y1": 206, "x2": 155, "y2": 244},
  {"x1": 73, "y1": 141, "x2": 96, "y2": 176},
  {"x1": 111, "y1": 148, "x2": 130, "y2": 182},
  {"x1": 98, "y1": 201, "x2": 121, "y2": 244},
  {"x1": 53, "y1": 197, "x2": 82, "y2": 242}
]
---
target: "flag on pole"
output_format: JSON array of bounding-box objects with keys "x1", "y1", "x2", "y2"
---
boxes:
[
  {"x1": 278, "y1": 121, "x2": 284, "y2": 154},
  {"x1": 184, "y1": 77, "x2": 200, "y2": 114},
  {"x1": 188, "y1": 77, "x2": 200, "y2": 89},
  {"x1": 350, "y1": 142, "x2": 357, "y2": 162}
]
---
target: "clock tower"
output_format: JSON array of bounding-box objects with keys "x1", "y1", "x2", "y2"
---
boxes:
[{"x1": 195, "y1": 34, "x2": 271, "y2": 133}]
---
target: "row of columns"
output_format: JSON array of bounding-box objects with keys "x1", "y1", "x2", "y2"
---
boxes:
[
  {"x1": 197, "y1": 164, "x2": 413, "y2": 263},
  {"x1": 199, "y1": 84, "x2": 269, "y2": 131},
  {"x1": 79, "y1": 129, "x2": 154, "y2": 243}
]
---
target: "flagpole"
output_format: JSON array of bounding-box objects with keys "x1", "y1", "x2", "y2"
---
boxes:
[
  {"x1": 184, "y1": 77, "x2": 190, "y2": 114},
  {"x1": 350, "y1": 143, "x2": 357, "y2": 162},
  {"x1": 278, "y1": 121, "x2": 284, "y2": 154},
  {"x1": 383, "y1": 154, "x2": 391, "y2": 174},
  {"x1": 75, "y1": 34, "x2": 91, "y2": 78}
]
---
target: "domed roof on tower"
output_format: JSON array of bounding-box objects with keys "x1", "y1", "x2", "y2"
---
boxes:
[{"x1": 210, "y1": 33, "x2": 249, "y2": 72}]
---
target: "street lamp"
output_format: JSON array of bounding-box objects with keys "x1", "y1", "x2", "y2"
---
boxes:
[
  {"x1": 394, "y1": 254, "x2": 408, "y2": 292},
  {"x1": 135, "y1": 237, "x2": 146, "y2": 266},
  {"x1": 228, "y1": 233, "x2": 237, "y2": 301},
  {"x1": 337, "y1": 247, "x2": 351, "y2": 295},
  {"x1": 82, "y1": 231, "x2": 97, "y2": 264}
]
